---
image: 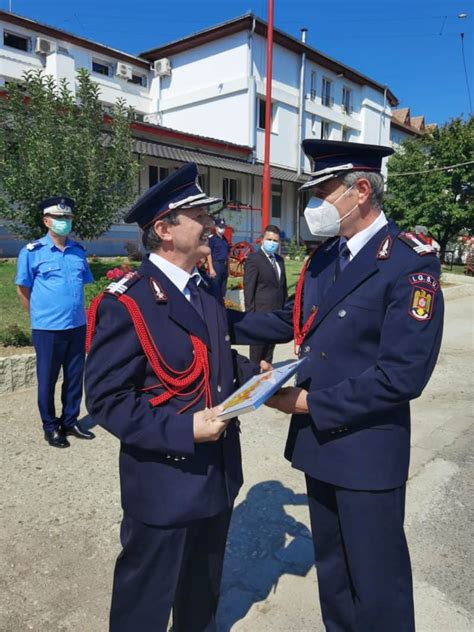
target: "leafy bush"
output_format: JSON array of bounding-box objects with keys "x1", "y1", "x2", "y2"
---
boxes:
[
  {"x1": 0, "y1": 325, "x2": 32, "y2": 347},
  {"x1": 286, "y1": 237, "x2": 307, "y2": 260}
]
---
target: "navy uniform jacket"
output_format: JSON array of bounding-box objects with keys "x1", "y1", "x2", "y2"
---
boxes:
[
  {"x1": 85, "y1": 256, "x2": 257, "y2": 526},
  {"x1": 209, "y1": 233, "x2": 230, "y2": 262},
  {"x1": 229, "y1": 221, "x2": 444, "y2": 490}
]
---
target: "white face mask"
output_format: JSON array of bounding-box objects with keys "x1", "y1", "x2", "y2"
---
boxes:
[{"x1": 304, "y1": 184, "x2": 358, "y2": 238}]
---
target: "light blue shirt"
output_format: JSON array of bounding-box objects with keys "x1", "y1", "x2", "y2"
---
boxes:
[{"x1": 15, "y1": 233, "x2": 94, "y2": 330}]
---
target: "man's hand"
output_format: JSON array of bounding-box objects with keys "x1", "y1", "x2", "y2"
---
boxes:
[
  {"x1": 193, "y1": 405, "x2": 228, "y2": 443},
  {"x1": 208, "y1": 268, "x2": 217, "y2": 279},
  {"x1": 266, "y1": 387, "x2": 309, "y2": 414},
  {"x1": 260, "y1": 360, "x2": 273, "y2": 373}
]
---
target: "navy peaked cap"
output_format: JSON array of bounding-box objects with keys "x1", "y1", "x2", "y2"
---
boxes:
[
  {"x1": 38, "y1": 196, "x2": 75, "y2": 214},
  {"x1": 214, "y1": 217, "x2": 226, "y2": 228},
  {"x1": 300, "y1": 140, "x2": 394, "y2": 191},
  {"x1": 125, "y1": 162, "x2": 222, "y2": 228}
]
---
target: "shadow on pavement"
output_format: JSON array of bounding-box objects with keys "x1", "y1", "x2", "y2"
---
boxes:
[{"x1": 217, "y1": 480, "x2": 314, "y2": 631}]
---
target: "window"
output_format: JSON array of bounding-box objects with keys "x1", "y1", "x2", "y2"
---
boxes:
[
  {"x1": 342, "y1": 87, "x2": 352, "y2": 114},
  {"x1": 322, "y1": 77, "x2": 333, "y2": 108},
  {"x1": 130, "y1": 74, "x2": 147, "y2": 87},
  {"x1": 149, "y1": 166, "x2": 158, "y2": 187},
  {"x1": 133, "y1": 112, "x2": 145, "y2": 122},
  {"x1": 92, "y1": 60, "x2": 112, "y2": 76},
  {"x1": 223, "y1": 178, "x2": 239, "y2": 203},
  {"x1": 258, "y1": 98, "x2": 276, "y2": 130},
  {"x1": 321, "y1": 120, "x2": 331, "y2": 140},
  {"x1": 310, "y1": 71, "x2": 317, "y2": 100},
  {"x1": 159, "y1": 167, "x2": 169, "y2": 182},
  {"x1": 342, "y1": 127, "x2": 350, "y2": 142},
  {"x1": 311, "y1": 115, "x2": 318, "y2": 136},
  {"x1": 271, "y1": 183, "x2": 282, "y2": 219},
  {"x1": 4, "y1": 31, "x2": 30, "y2": 52}
]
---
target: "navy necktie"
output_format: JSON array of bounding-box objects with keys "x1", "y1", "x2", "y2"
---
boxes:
[
  {"x1": 186, "y1": 276, "x2": 204, "y2": 320},
  {"x1": 335, "y1": 240, "x2": 351, "y2": 279}
]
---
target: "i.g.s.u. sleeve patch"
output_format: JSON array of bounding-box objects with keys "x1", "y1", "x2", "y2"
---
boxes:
[{"x1": 407, "y1": 272, "x2": 439, "y2": 321}]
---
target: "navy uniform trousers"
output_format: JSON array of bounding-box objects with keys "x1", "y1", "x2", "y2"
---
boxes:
[
  {"x1": 32, "y1": 325, "x2": 86, "y2": 432},
  {"x1": 306, "y1": 477, "x2": 414, "y2": 631},
  {"x1": 111, "y1": 509, "x2": 232, "y2": 632}
]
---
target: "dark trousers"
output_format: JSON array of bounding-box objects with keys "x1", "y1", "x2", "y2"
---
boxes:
[
  {"x1": 110, "y1": 509, "x2": 232, "y2": 632},
  {"x1": 306, "y1": 476, "x2": 415, "y2": 632},
  {"x1": 249, "y1": 343, "x2": 275, "y2": 365},
  {"x1": 32, "y1": 326, "x2": 86, "y2": 432},
  {"x1": 213, "y1": 261, "x2": 228, "y2": 300}
]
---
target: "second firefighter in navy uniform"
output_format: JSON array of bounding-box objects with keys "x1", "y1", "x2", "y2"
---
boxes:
[
  {"x1": 229, "y1": 140, "x2": 444, "y2": 631},
  {"x1": 85, "y1": 163, "x2": 258, "y2": 632}
]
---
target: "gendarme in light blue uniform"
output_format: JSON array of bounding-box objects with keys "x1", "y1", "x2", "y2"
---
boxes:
[{"x1": 15, "y1": 233, "x2": 94, "y2": 330}]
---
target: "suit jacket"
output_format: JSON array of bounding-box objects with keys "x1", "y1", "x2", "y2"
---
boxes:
[
  {"x1": 85, "y1": 256, "x2": 257, "y2": 526},
  {"x1": 229, "y1": 222, "x2": 444, "y2": 490},
  {"x1": 244, "y1": 249, "x2": 288, "y2": 312}
]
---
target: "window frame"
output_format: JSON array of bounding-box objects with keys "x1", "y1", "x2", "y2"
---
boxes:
[
  {"x1": 321, "y1": 120, "x2": 331, "y2": 140},
  {"x1": 342, "y1": 86, "x2": 353, "y2": 115},
  {"x1": 322, "y1": 77, "x2": 333, "y2": 108},
  {"x1": 310, "y1": 70, "x2": 317, "y2": 101},
  {"x1": 222, "y1": 177, "x2": 239, "y2": 203},
  {"x1": 92, "y1": 59, "x2": 113, "y2": 77},
  {"x1": 3, "y1": 30, "x2": 31, "y2": 52}
]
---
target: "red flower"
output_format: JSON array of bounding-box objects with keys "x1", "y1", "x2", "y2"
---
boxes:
[{"x1": 106, "y1": 267, "x2": 125, "y2": 280}]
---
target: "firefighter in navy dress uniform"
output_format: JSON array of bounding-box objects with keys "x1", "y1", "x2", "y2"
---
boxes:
[
  {"x1": 85, "y1": 163, "x2": 259, "y2": 632},
  {"x1": 228, "y1": 140, "x2": 444, "y2": 631},
  {"x1": 207, "y1": 216, "x2": 230, "y2": 299},
  {"x1": 15, "y1": 196, "x2": 95, "y2": 448}
]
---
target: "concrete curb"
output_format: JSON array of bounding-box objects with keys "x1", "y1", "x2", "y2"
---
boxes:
[
  {"x1": 0, "y1": 352, "x2": 36, "y2": 394},
  {"x1": 0, "y1": 278, "x2": 471, "y2": 394}
]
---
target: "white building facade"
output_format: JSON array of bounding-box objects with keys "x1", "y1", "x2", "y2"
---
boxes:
[{"x1": 0, "y1": 11, "x2": 399, "y2": 254}]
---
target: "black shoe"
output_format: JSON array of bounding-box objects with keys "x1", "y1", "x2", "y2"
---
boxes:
[
  {"x1": 44, "y1": 429, "x2": 70, "y2": 448},
  {"x1": 63, "y1": 423, "x2": 95, "y2": 440}
]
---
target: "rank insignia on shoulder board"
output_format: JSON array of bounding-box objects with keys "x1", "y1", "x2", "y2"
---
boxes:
[
  {"x1": 407, "y1": 272, "x2": 439, "y2": 321},
  {"x1": 398, "y1": 232, "x2": 437, "y2": 256},
  {"x1": 105, "y1": 271, "x2": 141, "y2": 296}
]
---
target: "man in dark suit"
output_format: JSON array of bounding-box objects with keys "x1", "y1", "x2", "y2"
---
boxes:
[
  {"x1": 243, "y1": 224, "x2": 287, "y2": 364},
  {"x1": 229, "y1": 140, "x2": 444, "y2": 631},
  {"x1": 85, "y1": 163, "x2": 259, "y2": 632}
]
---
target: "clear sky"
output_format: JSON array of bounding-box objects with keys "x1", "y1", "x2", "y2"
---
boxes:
[{"x1": 2, "y1": 0, "x2": 472, "y2": 125}]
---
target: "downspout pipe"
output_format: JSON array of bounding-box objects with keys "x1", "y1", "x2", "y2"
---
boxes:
[
  {"x1": 296, "y1": 28, "x2": 308, "y2": 244},
  {"x1": 296, "y1": 28, "x2": 307, "y2": 177},
  {"x1": 248, "y1": 16, "x2": 257, "y2": 163}
]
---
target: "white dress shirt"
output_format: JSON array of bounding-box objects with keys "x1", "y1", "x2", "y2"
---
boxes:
[
  {"x1": 344, "y1": 211, "x2": 388, "y2": 261},
  {"x1": 149, "y1": 252, "x2": 201, "y2": 302},
  {"x1": 261, "y1": 247, "x2": 281, "y2": 279}
]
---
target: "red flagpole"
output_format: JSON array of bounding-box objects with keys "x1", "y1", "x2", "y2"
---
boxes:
[{"x1": 261, "y1": 0, "x2": 274, "y2": 229}]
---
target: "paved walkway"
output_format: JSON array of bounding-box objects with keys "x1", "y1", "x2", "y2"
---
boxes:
[{"x1": 0, "y1": 280, "x2": 472, "y2": 631}]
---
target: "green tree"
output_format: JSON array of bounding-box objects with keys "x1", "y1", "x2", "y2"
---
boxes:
[
  {"x1": 385, "y1": 116, "x2": 474, "y2": 260},
  {"x1": 0, "y1": 69, "x2": 139, "y2": 240}
]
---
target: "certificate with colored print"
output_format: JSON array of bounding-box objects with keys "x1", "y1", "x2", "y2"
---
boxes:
[{"x1": 218, "y1": 359, "x2": 305, "y2": 421}]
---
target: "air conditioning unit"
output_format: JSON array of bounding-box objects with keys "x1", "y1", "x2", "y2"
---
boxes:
[
  {"x1": 115, "y1": 63, "x2": 133, "y2": 80},
  {"x1": 35, "y1": 37, "x2": 56, "y2": 55},
  {"x1": 153, "y1": 58, "x2": 171, "y2": 77}
]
